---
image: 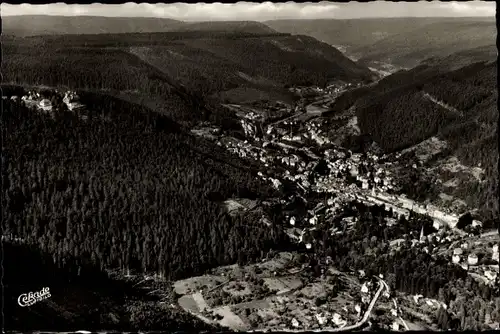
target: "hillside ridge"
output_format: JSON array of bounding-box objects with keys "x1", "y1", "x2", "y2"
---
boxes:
[{"x1": 2, "y1": 15, "x2": 279, "y2": 36}]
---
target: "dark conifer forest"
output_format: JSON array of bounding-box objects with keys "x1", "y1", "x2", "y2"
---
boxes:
[{"x1": 2, "y1": 94, "x2": 291, "y2": 282}]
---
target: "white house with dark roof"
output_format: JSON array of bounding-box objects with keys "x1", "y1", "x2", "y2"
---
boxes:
[
  {"x1": 39, "y1": 99, "x2": 53, "y2": 112},
  {"x1": 468, "y1": 253, "x2": 478, "y2": 266}
]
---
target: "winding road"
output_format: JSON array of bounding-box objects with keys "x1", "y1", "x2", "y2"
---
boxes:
[
  {"x1": 332, "y1": 279, "x2": 385, "y2": 332},
  {"x1": 251, "y1": 278, "x2": 387, "y2": 333}
]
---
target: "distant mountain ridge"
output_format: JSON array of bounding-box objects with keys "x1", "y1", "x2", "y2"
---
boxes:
[
  {"x1": 265, "y1": 17, "x2": 453, "y2": 49},
  {"x1": 176, "y1": 21, "x2": 278, "y2": 35},
  {"x1": 265, "y1": 17, "x2": 495, "y2": 48},
  {"x1": 2, "y1": 15, "x2": 185, "y2": 36},
  {"x1": 126, "y1": 33, "x2": 375, "y2": 103},
  {"x1": 3, "y1": 31, "x2": 375, "y2": 107},
  {"x1": 265, "y1": 17, "x2": 496, "y2": 70},
  {"x1": 419, "y1": 45, "x2": 497, "y2": 72},
  {"x1": 2, "y1": 15, "x2": 279, "y2": 36},
  {"x1": 354, "y1": 20, "x2": 496, "y2": 68}
]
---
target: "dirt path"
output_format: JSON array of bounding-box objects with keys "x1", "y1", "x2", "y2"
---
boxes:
[{"x1": 422, "y1": 92, "x2": 463, "y2": 117}]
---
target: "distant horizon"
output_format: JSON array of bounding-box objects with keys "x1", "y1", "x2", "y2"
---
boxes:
[
  {"x1": 3, "y1": 14, "x2": 496, "y2": 21},
  {"x1": 1, "y1": 2, "x2": 495, "y2": 21}
]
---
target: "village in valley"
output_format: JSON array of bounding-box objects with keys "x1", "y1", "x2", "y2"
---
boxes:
[
  {"x1": 4, "y1": 81, "x2": 499, "y2": 332},
  {"x1": 185, "y1": 80, "x2": 500, "y2": 331}
]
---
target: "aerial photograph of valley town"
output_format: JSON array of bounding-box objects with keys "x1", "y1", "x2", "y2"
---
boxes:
[{"x1": 2, "y1": 1, "x2": 498, "y2": 332}]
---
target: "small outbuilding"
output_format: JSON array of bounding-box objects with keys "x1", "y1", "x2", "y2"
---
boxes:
[
  {"x1": 468, "y1": 253, "x2": 478, "y2": 266},
  {"x1": 39, "y1": 99, "x2": 53, "y2": 111}
]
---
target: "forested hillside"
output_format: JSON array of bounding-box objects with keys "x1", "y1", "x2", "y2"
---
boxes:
[
  {"x1": 3, "y1": 31, "x2": 290, "y2": 49},
  {"x1": 130, "y1": 34, "x2": 375, "y2": 102},
  {"x1": 2, "y1": 93, "x2": 292, "y2": 283},
  {"x1": 330, "y1": 60, "x2": 496, "y2": 151},
  {"x1": 420, "y1": 45, "x2": 496, "y2": 72},
  {"x1": 2, "y1": 37, "x2": 241, "y2": 127},
  {"x1": 353, "y1": 61, "x2": 496, "y2": 155},
  {"x1": 356, "y1": 89, "x2": 459, "y2": 152},
  {"x1": 3, "y1": 33, "x2": 374, "y2": 107}
]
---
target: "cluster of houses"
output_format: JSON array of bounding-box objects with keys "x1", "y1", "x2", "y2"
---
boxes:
[
  {"x1": 217, "y1": 113, "x2": 425, "y2": 251},
  {"x1": 221, "y1": 139, "x2": 271, "y2": 166},
  {"x1": 62, "y1": 91, "x2": 84, "y2": 111},
  {"x1": 290, "y1": 310, "x2": 347, "y2": 330},
  {"x1": 451, "y1": 247, "x2": 478, "y2": 266},
  {"x1": 452, "y1": 243, "x2": 499, "y2": 285},
  {"x1": 345, "y1": 153, "x2": 396, "y2": 192},
  {"x1": 395, "y1": 225, "x2": 499, "y2": 286},
  {"x1": 23, "y1": 90, "x2": 55, "y2": 111},
  {"x1": 265, "y1": 119, "x2": 299, "y2": 140},
  {"x1": 288, "y1": 86, "x2": 324, "y2": 97},
  {"x1": 305, "y1": 121, "x2": 331, "y2": 146},
  {"x1": 209, "y1": 86, "x2": 489, "y2": 273},
  {"x1": 10, "y1": 90, "x2": 85, "y2": 114},
  {"x1": 288, "y1": 82, "x2": 356, "y2": 98},
  {"x1": 240, "y1": 118, "x2": 258, "y2": 138},
  {"x1": 265, "y1": 118, "x2": 332, "y2": 148},
  {"x1": 218, "y1": 103, "x2": 487, "y2": 265},
  {"x1": 287, "y1": 147, "x2": 399, "y2": 197}
]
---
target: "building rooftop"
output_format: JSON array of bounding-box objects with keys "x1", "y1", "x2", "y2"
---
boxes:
[{"x1": 39, "y1": 99, "x2": 52, "y2": 107}]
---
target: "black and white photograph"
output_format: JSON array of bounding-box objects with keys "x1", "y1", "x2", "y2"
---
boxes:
[{"x1": 1, "y1": 1, "x2": 498, "y2": 331}]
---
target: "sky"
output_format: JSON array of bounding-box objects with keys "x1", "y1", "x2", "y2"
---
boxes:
[{"x1": 1, "y1": 1, "x2": 496, "y2": 21}]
